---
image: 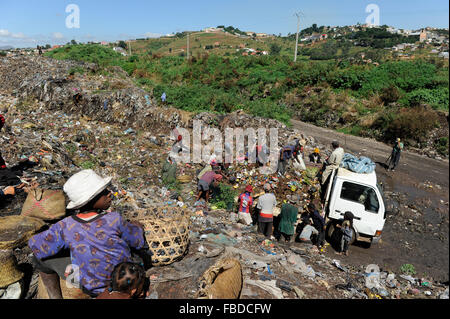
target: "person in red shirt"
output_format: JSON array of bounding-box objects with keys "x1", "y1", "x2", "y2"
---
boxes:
[{"x1": 237, "y1": 185, "x2": 254, "y2": 225}]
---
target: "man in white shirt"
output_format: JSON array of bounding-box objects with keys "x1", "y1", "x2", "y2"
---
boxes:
[
  {"x1": 256, "y1": 183, "x2": 277, "y2": 239},
  {"x1": 321, "y1": 141, "x2": 344, "y2": 185}
]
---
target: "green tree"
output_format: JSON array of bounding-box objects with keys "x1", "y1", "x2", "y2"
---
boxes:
[
  {"x1": 70, "y1": 39, "x2": 77, "y2": 45},
  {"x1": 118, "y1": 41, "x2": 127, "y2": 50},
  {"x1": 269, "y1": 43, "x2": 282, "y2": 56}
]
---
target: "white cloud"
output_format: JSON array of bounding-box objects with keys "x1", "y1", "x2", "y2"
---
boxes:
[
  {"x1": 12, "y1": 32, "x2": 26, "y2": 39},
  {"x1": 0, "y1": 29, "x2": 11, "y2": 37},
  {"x1": 52, "y1": 32, "x2": 65, "y2": 39}
]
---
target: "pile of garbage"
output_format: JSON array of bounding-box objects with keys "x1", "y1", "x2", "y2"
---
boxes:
[{"x1": 0, "y1": 54, "x2": 448, "y2": 300}]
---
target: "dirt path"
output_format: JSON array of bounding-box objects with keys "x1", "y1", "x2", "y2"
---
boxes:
[{"x1": 291, "y1": 119, "x2": 449, "y2": 282}]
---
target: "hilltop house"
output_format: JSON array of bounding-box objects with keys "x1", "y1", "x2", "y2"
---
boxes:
[
  {"x1": 204, "y1": 27, "x2": 223, "y2": 33},
  {"x1": 113, "y1": 47, "x2": 127, "y2": 56}
]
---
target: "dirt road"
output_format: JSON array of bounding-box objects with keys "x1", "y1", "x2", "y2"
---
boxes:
[{"x1": 291, "y1": 119, "x2": 449, "y2": 282}]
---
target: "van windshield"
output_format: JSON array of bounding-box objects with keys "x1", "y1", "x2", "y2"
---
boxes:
[{"x1": 340, "y1": 182, "x2": 380, "y2": 213}]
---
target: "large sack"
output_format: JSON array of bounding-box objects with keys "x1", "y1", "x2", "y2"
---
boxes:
[
  {"x1": 0, "y1": 250, "x2": 24, "y2": 288},
  {"x1": 340, "y1": 153, "x2": 376, "y2": 174},
  {"x1": 196, "y1": 257, "x2": 242, "y2": 299},
  {"x1": 0, "y1": 215, "x2": 46, "y2": 250},
  {"x1": 37, "y1": 276, "x2": 90, "y2": 299},
  {"x1": 21, "y1": 188, "x2": 66, "y2": 220}
]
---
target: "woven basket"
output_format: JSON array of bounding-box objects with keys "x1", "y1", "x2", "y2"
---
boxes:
[
  {"x1": 0, "y1": 215, "x2": 46, "y2": 250},
  {"x1": 0, "y1": 250, "x2": 24, "y2": 288},
  {"x1": 177, "y1": 175, "x2": 192, "y2": 183},
  {"x1": 136, "y1": 207, "x2": 191, "y2": 266},
  {"x1": 196, "y1": 257, "x2": 242, "y2": 299}
]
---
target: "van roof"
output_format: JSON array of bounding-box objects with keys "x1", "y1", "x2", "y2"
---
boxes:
[{"x1": 336, "y1": 167, "x2": 377, "y2": 186}]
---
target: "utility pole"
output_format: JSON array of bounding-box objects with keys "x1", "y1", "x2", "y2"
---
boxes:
[
  {"x1": 128, "y1": 40, "x2": 132, "y2": 56},
  {"x1": 187, "y1": 32, "x2": 190, "y2": 60},
  {"x1": 294, "y1": 12, "x2": 302, "y2": 62}
]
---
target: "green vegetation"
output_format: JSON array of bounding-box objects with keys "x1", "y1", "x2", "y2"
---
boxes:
[
  {"x1": 211, "y1": 183, "x2": 238, "y2": 211},
  {"x1": 45, "y1": 39, "x2": 448, "y2": 147},
  {"x1": 400, "y1": 264, "x2": 417, "y2": 276}
]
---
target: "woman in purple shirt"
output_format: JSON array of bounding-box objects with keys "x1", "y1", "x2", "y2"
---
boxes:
[{"x1": 29, "y1": 170, "x2": 148, "y2": 298}]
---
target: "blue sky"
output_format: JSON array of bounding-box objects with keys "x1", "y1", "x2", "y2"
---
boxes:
[{"x1": 1, "y1": 0, "x2": 448, "y2": 48}]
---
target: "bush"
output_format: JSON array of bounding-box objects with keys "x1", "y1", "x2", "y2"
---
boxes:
[
  {"x1": 435, "y1": 137, "x2": 449, "y2": 156},
  {"x1": 269, "y1": 43, "x2": 282, "y2": 56},
  {"x1": 0, "y1": 51, "x2": 6, "y2": 57},
  {"x1": 400, "y1": 88, "x2": 449, "y2": 111},
  {"x1": 380, "y1": 85, "x2": 400, "y2": 105},
  {"x1": 400, "y1": 264, "x2": 416, "y2": 276},
  {"x1": 386, "y1": 107, "x2": 439, "y2": 142},
  {"x1": 210, "y1": 183, "x2": 237, "y2": 211}
]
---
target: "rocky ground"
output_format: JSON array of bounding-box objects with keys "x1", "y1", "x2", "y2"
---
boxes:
[{"x1": 0, "y1": 54, "x2": 448, "y2": 300}]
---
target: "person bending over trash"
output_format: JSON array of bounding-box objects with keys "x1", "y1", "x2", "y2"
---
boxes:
[
  {"x1": 306, "y1": 203, "x2": 326, "y2": 248},
  {"x1": 309, "y1": 148, "x2": 322, "y2": 164},
  {"x1": 196, "y1": 171, "x2": 222, "y2": 203},
  {"x1": 96, "y1": 262, "x2": 149, "y2": 299},
  {"x1": 28, "y1": 170, "x2": 149, "y2": 299},
  {"x1": 298, "y1": 218, "x2": 319, "y2": 244}
]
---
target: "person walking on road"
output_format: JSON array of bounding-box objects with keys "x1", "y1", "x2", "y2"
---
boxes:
[{"x1": 388, "y1": 138, "x2": 404, "y2": 172}]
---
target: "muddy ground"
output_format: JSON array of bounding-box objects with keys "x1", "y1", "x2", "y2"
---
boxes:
[{"x1": 292, "y1": 119, "x2": 449, "y2": 282}]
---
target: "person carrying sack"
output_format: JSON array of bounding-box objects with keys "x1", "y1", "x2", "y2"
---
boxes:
[{"x1": 28, "y1": 170, "x2": 150, "y2": 299}]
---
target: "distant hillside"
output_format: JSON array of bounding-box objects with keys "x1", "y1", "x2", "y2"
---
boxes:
[{"x1": 0, "y1": 46, "x2": 13, "y2": 51}]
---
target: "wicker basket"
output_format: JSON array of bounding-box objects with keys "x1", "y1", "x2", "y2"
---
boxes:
[
  {"x1": 136, "y1": 207, "x2": 191, "y2": 266},
  {"x1": 177, "y1": 175, "x2": 192, "y2": 183},
  {"x1": 196, "y1": 257, "x2": 242, "y2": 299}
]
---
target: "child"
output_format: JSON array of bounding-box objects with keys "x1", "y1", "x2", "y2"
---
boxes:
[
  {"x1": 298, "y1": 218, "x2": 319, "y2": 243},
  {"x1": 340, "y1": 220, "x2": 353, "y2": 256},
  {"x1": 97, "y1": 262, "x2": 149, "y2": 299}
]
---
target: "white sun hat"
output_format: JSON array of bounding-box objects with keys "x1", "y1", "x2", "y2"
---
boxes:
[{"x1": 64, "y1": 169, "x2": 112, "y2": 210}]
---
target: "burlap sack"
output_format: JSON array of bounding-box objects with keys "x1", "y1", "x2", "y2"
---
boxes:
[
  {"x1": 0, "y1": 215, "x2": 46, "y2": 250},
  {"x1": 21, "y1": 188, "x2": 66, "y2": 220},
  {"x1": 0, "y1": 250, "x2": 24, "y2": 288},
  {"x1": 196, "y1": 257, "x2": 242, "y2": 299},
  {"x1": 36, "y1": 276, "x2": 90, "y2": 299}
]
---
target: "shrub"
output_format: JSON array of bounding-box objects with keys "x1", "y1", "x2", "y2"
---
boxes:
[
  {"x1": 400, "y1": 264, "x2": 416, "y2": 276},
  {"x1": 0, "y1": 51, "x2": 6, "y2": 57},
  {"x1": 269, "y1": 43, "x2": 282, "y2": 56},
  {"x1": 435, "y1": 137, "x2": 449, "y2": 156},
  {"x1": 386, "y1": 107, "x2": 439, "y2": 142},
  {"x1": 210, "y1": 183, "x2": 237, "y2": 211},
  {"x1": 380, "y1": 85, "x2": 401, "y2": 105}
]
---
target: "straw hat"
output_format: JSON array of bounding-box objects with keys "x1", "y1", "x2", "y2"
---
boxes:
[
  {"x1": 64, "y1": 170, "x2": 112, "y2": 210},
  {"x1": 0, "y1": 250, "x2": 24, "y2": 288}
]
